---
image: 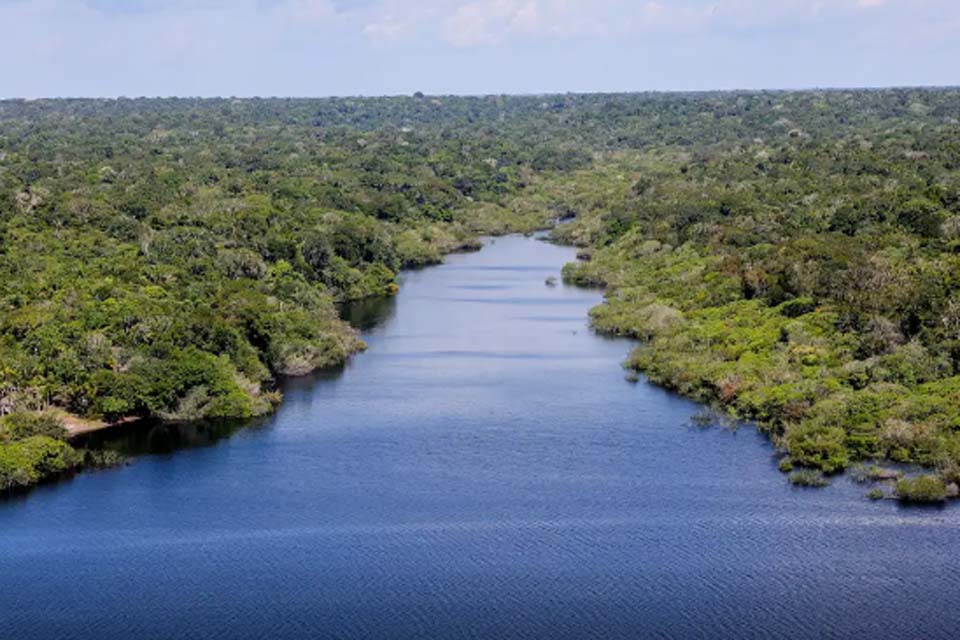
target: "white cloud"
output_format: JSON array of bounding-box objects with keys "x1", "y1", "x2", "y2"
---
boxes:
[
  {"x1": 509, "y1": 1, "x2": 539, "y2": 34},
  {"x1": 0, "y1": 0, "x2": 958, "y2": 96},
  {"x1": 439, "y1": 0, "x2": 722, "y2": 46},
  {"x1": 363, "y1": 20, "x2": 406, "y2": 41},
  {"x1": 443, "y1": 0, "x2": 526, "y2": 46}
]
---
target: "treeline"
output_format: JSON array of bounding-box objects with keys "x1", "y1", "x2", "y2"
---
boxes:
[
  {"x1": 552, "y1": 88, "x2": 960, "y2": 500},
  {"x1": 3, "y1": 88, "x2": 960, "y2": 494},
  {"x1": 0, "y1": 94, "x2": 568, "y2": 490}
]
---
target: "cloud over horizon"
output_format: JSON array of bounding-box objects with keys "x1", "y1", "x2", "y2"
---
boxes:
[{"x1": 0, "y1": 0, "x2": 957, "y2": 97}]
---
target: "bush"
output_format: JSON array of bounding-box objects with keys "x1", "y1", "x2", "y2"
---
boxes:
[
  {"x1": 896, "y1": 475, "x2": 948, "y2": 503},
  {"x1": 848, "y1": 463, "x2": 871, "y2": 483},
  {"x1": 785, "y1": 423, "x2": 850, "y2": 473},
  {"x1": 897, "y1": 198, "x2": 945, "y2": 238},
  {"x1": 136, "y1": 348, "x2": 255, "y2": 420},
  {"x1": 0, "y1": 436, "x2": 83, "y2": 491},
  {"x1": 0, "y1": 412, "x2": 68, "y2": 442},
  {"x1": 789, "y1": 470, "x2": 830, "y2": 487},
  {"x1": 850, "y1": 463, "x2": 903, "y2": 483},
  {"x1": 779, "y1": 297, "x2": 817, "y2": 318},
  {"x1": 83, "y1": 449, "x2": 127, "y2": 469}
]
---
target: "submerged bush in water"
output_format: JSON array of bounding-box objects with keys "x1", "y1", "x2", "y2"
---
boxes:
[
  {"x1": 896, "y1": 475, "x2": 948, "y2": 503},
  {"x1": 690, "y1": 410, "x2": 714, "y2": 429},
  {"x1": 83, "y1": 449, "x2": 128, "y2": 469},
  {"x1": 789, "y1": 470, "x2": 830, "y2": 487}
]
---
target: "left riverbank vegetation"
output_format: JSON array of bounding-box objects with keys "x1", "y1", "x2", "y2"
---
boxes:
[
  {"x1": 0, "y1": 412, "x2": 123, "y2": 492},
  {"x1": 0, "y1": 96, "x2": 570, "y2": 490},
  {"x1": 3, "y1": 90, "x2": 960, "y2": 500}
]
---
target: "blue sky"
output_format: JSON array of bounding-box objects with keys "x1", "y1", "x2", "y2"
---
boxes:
[{"x1": 1, "y1": 0, "x2": 957, "y2": 97}]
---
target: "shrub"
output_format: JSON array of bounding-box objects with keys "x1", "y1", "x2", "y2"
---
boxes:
[
  {"x1": 0, "y1": 412, "x2": 68, "y2": 442},
  {"x1": 0, "y1": 436, "x2": 83, "y2": 491},
  {"x1": 789, "y1": 470, "x2": 830, "y2": 487},
  {"x1": 779, "y1": 297, "x2": 817, "y2": 318},
  {"x1": 896, "y1": 475, "x2": 948, "y2": 503},
  {"x1": 848, "y1": 463, "x2": 871, "y2": 483},
  {"x1": 897, "y1": 198, "x2": 945, "y2": 238},
  {"x1": 785, "y1": 423, "x2": 850, "y2": 473},
  {"x1": 83, "y1": 449, "x2": 127, "y2": 469}
]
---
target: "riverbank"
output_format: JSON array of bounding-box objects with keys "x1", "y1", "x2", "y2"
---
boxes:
[
  {"x1": 64, "y1": 233, "x2": 537, "y2": 439},
  {"x1": 561, "y1": 233, "x2": 960, "y2": 503},
  {"x1": 9, "y1": 233, "x2": 960, "y2": 640},
  {"x1": 8, "y1": 227, "x2": 951, "y2": 505},
  {"x1": 60, "y1": 412, "x2": 141, "y2": 438},
  {"x1": 1, "y1": 229, "x2": 553, "y2": 495}
]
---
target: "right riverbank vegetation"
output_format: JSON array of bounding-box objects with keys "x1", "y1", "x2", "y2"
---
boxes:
[{"x1": 2, "y1": 90, "x2": 960, "y2": 500}]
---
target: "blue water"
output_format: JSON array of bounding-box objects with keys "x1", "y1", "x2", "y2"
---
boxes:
[{"x1": 3, "y1": 235, "x2": 960, "y2": 639}]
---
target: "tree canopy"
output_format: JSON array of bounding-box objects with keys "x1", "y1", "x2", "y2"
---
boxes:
[{"x1": 3, "y1": 89, "x2": 960, "y2": 494}]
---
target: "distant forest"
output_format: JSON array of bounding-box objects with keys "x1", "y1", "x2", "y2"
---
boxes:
[{"x1": 3, "y1": 89, "x2": 960, "y2": 497}]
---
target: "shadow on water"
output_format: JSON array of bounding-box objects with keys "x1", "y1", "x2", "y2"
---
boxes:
[
  {"x1": 79, "y1": 416, "x2": 273, "y2": 457},
  {"x1": 337, "y1": 294, "x2": 398, "y2": 331},
  {"x1": 1, "y1": 416, "x2": 276, "y2": 503}
]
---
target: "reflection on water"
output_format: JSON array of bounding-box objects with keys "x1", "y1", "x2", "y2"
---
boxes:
[
  {"x1": 81, "y1": 417, "x2": 271, "y2": 457},
  {"x1": 338, "y1": 294, "x2": 398, "y2": 331}
]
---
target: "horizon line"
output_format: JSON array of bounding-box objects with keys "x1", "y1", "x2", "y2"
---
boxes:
[{"x1": 3, "y1": 84, "x2": 960, "y2": 102}]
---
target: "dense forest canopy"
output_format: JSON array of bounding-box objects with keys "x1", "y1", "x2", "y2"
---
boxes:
[{"x1": 2, "y1": 88, "x2": 960, "y2": 497}]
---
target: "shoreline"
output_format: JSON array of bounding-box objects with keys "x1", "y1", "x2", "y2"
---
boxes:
[
  {"x1": 59, "y1": 232, "x2": 557, "y2": 442},
  {"x1": 9, "y1": 232, "x2": 952, "y2": 507},
  {"x1": 58, "y1": 411, "x2": 142, "y2": 439}
]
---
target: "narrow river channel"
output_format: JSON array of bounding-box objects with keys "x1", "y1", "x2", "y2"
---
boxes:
[{"x1": 3, "y1": 235, "x2": 960, "y2": 639}]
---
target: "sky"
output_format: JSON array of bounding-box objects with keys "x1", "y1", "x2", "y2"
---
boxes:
[{"x1": 0, "y1": 0, "x2": 957, "y2": 98}]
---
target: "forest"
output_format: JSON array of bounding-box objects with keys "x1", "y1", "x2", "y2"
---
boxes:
[{"x1": 2, "y1": 89, "x2": 960, "y2": 498}]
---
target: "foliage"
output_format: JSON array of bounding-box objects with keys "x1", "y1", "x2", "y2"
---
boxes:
[
  {"x1": 895, "y1": 475, "x2": 948, "y2": 503},
  {"x1": 531, "y1": 88, "x2": 960, "y2": 495},
  {"x1": 0, "y1": 95, "x2": 561, "y2": 441},
  {"x1": 0, "y1": 412, "x2": 81, "y2": 491},
  {"x1": 5, "y1": 89, "x2": 960, "y2": 493},
  {"x1": 83, "y1": 448, "x2": 126, "y2": 469},
  {"x1": 0, "y1": 411, "x2": 68, "y2": 441}
]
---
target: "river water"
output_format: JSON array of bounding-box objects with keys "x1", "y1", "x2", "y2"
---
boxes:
[{"x1": 2, "y1": 235, "x2": 960, "y2": 639}]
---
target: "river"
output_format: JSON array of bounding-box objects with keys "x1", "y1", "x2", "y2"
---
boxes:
[{"x1": 3, "y1": 235, "x2": 960, "y2": 639}]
